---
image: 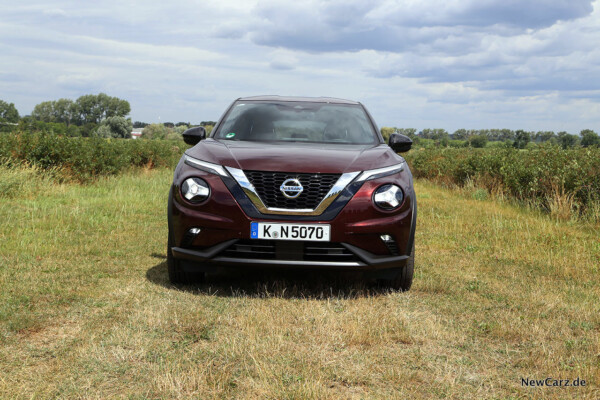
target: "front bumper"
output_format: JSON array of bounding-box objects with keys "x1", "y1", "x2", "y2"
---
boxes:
[
  {"x1": 171, "y1": 240, "x2": 409, "y2": 271},
  {"x1": 169, "y1": 159, "x2": 417, "y2": 272}
]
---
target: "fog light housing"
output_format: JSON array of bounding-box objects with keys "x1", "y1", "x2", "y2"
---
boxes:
[
  {"x1": 380, "y1": 234, "x2": 393, "y2": 242},
  {"x1": 380, "y1": 234, "x2": 399, "y2": 255},
  {"x1": 373, "y1": 184, "x2": 403, "y2": 210},
  {"x1": 181, "y1": 178, "x2": 210, "y2": 203},
  {"x1": 181, "y1": 227, "x2": 202, "y2": 247}
]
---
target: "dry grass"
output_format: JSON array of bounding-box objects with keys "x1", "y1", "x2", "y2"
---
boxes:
[
  {"x1": 547, "y1": 183, "x2": 580, "y2": 221},
  {"x1": 0, "y1": 168, "x2": 598, "y2": 399}
]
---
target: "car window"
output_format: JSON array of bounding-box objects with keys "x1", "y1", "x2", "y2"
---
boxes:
[{"x1": 214, "y1": 101, "x2": 377, "y2": 144}]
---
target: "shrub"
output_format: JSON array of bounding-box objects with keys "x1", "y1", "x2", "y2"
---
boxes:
[
  {"x1": 142, "y1": 123, "x2": 169, "y2": 140},
  {"x1": 0, "y1": 131, "x2": 185, "y2": 182},
  {"x1": 580, "y1": 130, "x2": 600, "y2": 147},
  {"x1": 468, "y1": 135, "x2": 488, "y2": 148},
  {"x1": 404, "y1": 147, "x2": 600, "y2": 218},
  {"x1": 96, "y1": 116, "x2": 133, "y2": 138}
]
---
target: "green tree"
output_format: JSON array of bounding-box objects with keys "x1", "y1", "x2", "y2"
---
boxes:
[
  {"x1": 0, "y1": 100, "x2": 20, "y2": 123},
  {"x1": 421, "y1": 128, "x2": 448, "y2": 141},
  {"x1": 53, "y1": 98, "x2": 78, "y2": 125},
  {"x1": 141, "y1": 123, "x2": 170, "y2": 139},
  {"x1": 174, "y1": 125, "x2": 188, "y2": 135},
  {"x1": 534, "y1": 131, "x2": 556, "y2": 143},
  {"x1": 32, "y1": 99, "x2": 77, "y2": 124},
  {"x1": 580, "y1": 129, "x2": 600, "y2": 147},
  {"x1": 468, "y1": 134, "x2": 488, "y2": 148},
  {"x1": 31, "y1": 101, "x2": 56, "y2": 122},
  {"x1": 396, "y1": 128, "x2": 417, "y2": 138},
  {"x1": 487, "y1": 129, "x2": 506, "y2": 141},
  {"x1": 32, "y1": 94, "x2": 130, "y2": 126},
  {"x1": 513, "y1": 130, "x2": 531, "y2": 149},
  {"x1": 380, "y1": 127, "x2": 417, "y2": 142},
  {"x1": 380, "y1": 127, "x2": 395, "y2": 142},
  {"x1": 74, "y1": 93, "x2": 130, "y2": 125},
  {"x1": 557, "y1": 131, "x2": 579, "y2": 149},
  {"x1": 495, "y1": 129, "x2": 515, "y2": 141},
  {"x1": 452, "y1": 129, "x2": 468, "y2": 140},
  {"x1": 96, "y1": 116, "x2": 132, "y2": 138}
]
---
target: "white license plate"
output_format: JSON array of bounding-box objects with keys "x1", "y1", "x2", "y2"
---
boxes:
[{"x1": 250, "y1": 222, "x2": 330, "y2": 241}]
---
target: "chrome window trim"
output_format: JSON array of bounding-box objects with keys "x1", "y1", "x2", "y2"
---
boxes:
[
  {"x1": 184, "y1": 155, "x2": 228, "y2": 177},
  {"x1": 225, "y1": 166, "x2": 360, "y2": 216},
  {"x1": 355, "y1": 162, "x2": 404, "y2": 182}
]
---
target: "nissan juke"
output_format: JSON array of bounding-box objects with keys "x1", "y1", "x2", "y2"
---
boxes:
[{"x1": 167, "y1": 96, "x2": 416, "y2": 290}]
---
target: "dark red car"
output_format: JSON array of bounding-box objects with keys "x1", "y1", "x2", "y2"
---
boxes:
[{"x1": 167, "y1": 96, "x2": 416, "y2": 290}]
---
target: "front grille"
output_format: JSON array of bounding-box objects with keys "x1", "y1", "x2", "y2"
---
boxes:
[
  {"x1": 244, "y1": 171, "x2": 341, "y2": 209},
  {"x1": 220, "y1": 240, "x2": 360, "y2": 263}
]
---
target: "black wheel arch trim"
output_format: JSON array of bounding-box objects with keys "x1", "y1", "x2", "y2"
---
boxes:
[
  {"x1": 407, "y1": 188, "x2": 417, "y2": 256},
  {"x1": 167, "y1": 186, "x2": 174, "y2": 241}
]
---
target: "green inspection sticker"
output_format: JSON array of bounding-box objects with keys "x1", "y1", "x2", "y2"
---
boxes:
[{"x1": 226, "y1": 132, "x2": 236, "y2": 138}]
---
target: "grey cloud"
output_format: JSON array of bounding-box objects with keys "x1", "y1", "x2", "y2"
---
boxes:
[
  {"x1": 386, "y1": 0, "x2": 594, "y2": 29},
  {"x1": 249, "y1": 0, "x2": 594, "y2": 53},
  {"x1": 269, "y1": 61, "x2": 295, "y2": 70}
]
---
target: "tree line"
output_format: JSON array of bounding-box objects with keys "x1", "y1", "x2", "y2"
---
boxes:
[
  {"x1": 3, "y1": 95, "x2": 598, "y2": 147},
  {"x1": 136, "y1": 121, "x2": 215, "y2": 140},
  {"x1": 1, "y1": 94, "x2": 132, "y2": 138},
  {"x1": 381, "y1": 127, "x2": 600, "y2": 149},
  {"x1": 31, "y1": 93, "x2": 130, "y2": 126},
  {"x1": 133, "y1": 121, "x2": 215, "y2": 129},
  {"x1": 0, "y1": 95, "x2": 214, "y2": 141}
]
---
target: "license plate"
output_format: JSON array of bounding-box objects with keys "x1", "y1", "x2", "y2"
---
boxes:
[{"x1": 250, "y1": 222, "x2": 330, "y2": 241}]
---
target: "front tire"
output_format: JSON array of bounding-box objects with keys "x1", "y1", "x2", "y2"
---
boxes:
[{"x1": 381, "y1": 242, "x2": 414, "y2": 291}]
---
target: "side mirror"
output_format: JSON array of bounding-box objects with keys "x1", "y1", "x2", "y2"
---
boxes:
[
  {"x1": 182, "y1": 126, "x2": 206, "y2": 145},
  {"x1": 389, "y1": 133, "x2": 412, "y2": 153}
]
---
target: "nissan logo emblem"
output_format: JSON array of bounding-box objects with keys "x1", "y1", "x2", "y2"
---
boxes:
[{"x1": 280, "y1": 178, "x2": 303, "y2": 199}]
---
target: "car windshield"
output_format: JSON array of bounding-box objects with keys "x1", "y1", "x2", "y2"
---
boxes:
[{"x1": 213, "y1": 101, "x2": 378, "y2": 144}]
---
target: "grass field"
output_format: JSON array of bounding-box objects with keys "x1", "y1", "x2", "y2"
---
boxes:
[{"x1": 0, "y1": 167, "x2": 598, "y2": 399}]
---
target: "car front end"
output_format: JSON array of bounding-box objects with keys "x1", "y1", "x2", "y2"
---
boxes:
[{"x1": 167, "y1": 96, "x2": 417, "y2": 290}]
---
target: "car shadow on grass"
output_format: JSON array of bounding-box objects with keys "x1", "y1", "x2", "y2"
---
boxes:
[{"x1": 146, "y1": 259, "x2": 393, "y2": 299}]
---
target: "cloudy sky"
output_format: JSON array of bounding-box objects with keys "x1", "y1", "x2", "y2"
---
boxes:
[{"x1": 1, "y1": 0, "x2": 600, "y2": 132}]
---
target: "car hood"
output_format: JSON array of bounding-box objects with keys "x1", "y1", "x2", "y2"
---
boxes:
[{"x1": 185, "y1": 139, "x2": 404, "y2": 174}]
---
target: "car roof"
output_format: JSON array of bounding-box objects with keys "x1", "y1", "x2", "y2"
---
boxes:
[{"x1": 237, "y1": 95, "x2": 360, "y2": 105}]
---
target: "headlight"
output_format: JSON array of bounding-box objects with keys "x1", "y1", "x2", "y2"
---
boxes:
[
  {"x1": 356, "y1": 163, "x2": 404, "y2": 182},
  {"x1": 184, "y1": 155, "x2": 228, "y2": 176},
  {"x1": 373, "y1": 184, "x2": 404, "y2": 210},
  {"x1": 181, "y1": 177, "x2": 210, "y2": 203}
]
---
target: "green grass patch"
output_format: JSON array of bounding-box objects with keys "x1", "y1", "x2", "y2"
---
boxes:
[{"x1": 0, "y1": 167, "x2": 598, "y2": 398}]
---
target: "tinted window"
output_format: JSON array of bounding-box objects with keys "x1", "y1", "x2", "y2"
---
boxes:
[{"x1": 214, "y1": 101, "x2": 377, "y2": 144}]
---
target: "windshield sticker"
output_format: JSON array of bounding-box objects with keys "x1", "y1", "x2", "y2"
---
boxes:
[{"x1": 226, "y1": 132, "x2": 236, "y2": 139}]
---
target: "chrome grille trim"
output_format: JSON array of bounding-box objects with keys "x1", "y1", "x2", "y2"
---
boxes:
[{"x1": 225, "y1": 166, "x2": 359, "y2": 216}]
